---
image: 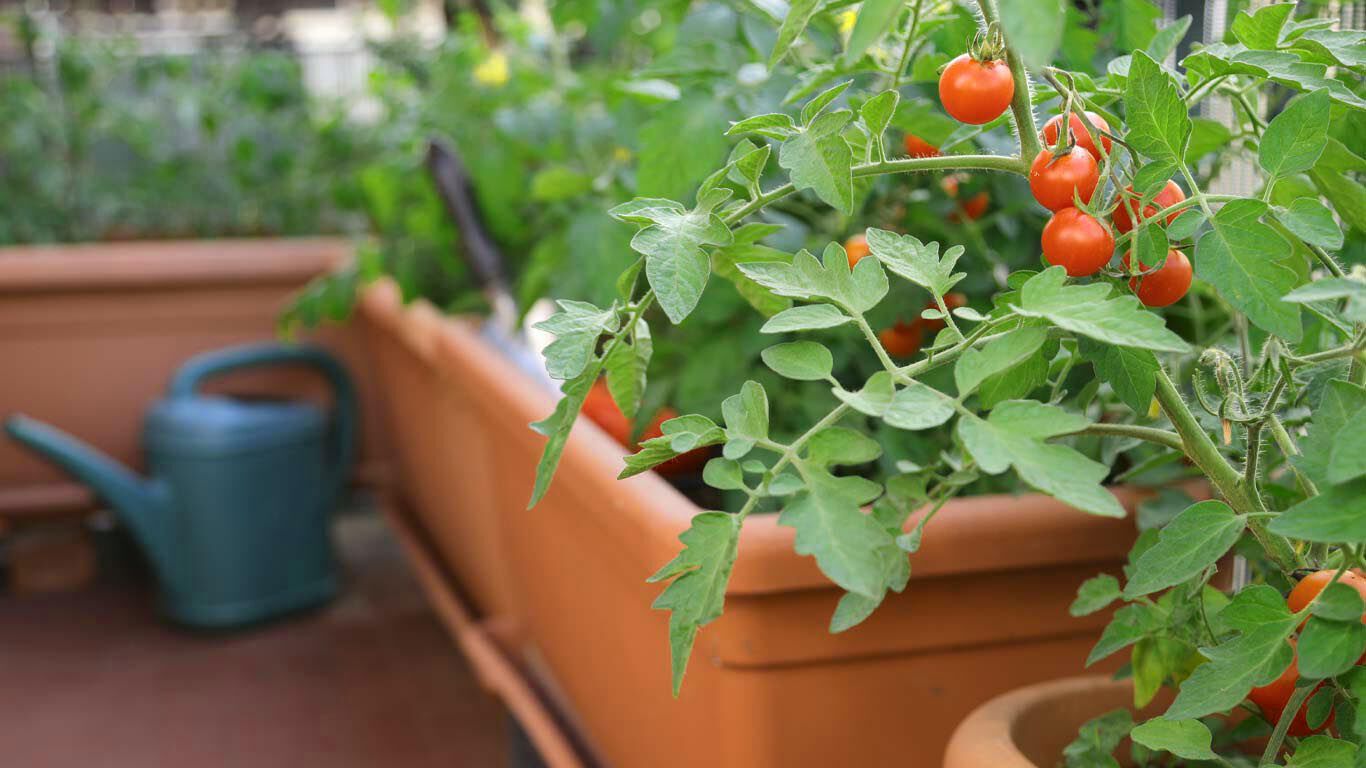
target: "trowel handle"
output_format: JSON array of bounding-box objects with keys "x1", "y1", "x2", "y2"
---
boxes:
[{"x1": 169, "y1": 343, "x2": 357, "y2": 503}]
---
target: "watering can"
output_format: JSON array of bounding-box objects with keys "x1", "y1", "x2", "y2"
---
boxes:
[{"x1": 4, "y1": 343, "x2": 356, "y2": 628}]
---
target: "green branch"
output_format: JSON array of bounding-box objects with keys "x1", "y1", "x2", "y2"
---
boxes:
[
  {"x1": 1072, "y1": 423, "x2": 1186, "y2": 452},
  {"x1": 976, "y1": 0, "x2": 1042, "y2": 160}
]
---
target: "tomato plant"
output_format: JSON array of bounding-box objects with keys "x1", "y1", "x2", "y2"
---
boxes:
[{"x1": 515, "y1": 0, "x2": 1365, "y2": 763}]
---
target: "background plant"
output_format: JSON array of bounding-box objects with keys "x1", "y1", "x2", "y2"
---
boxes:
[{"x1": 528, "y1": 0, "x2": 1366, "y2": 762}]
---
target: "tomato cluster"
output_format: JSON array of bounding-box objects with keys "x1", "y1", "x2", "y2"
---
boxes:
[
  {"x1": 1247, "y1": 569, "x2": 1366, "y2": 736},
  {"x1": 581, "y1": 379, "x2": 708, "y2": 476}
]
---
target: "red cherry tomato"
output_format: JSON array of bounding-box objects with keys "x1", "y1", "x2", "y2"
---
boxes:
[
  {"x1": 938, "y1": 54, "x2": 1014, "y2": 125},
  {"x1": 845, "y1": 234, "x2": 870, "y2": 268},
  {"x1": 1287, "y1": 569, "x2": 1366, "y2": 662},
  {"x1": 1029, "y1": 147, "x2": 1100, "y2": 212},
  {"x1": 1042, "y1": 208, "x2": 1114, "y2": 277},
  {"x1": 1124, "y1": 250, "x2": 1193, "y2": 307},
  {"x1": 904, "y1": 134, "x2": 941, "y2": 158},
  {"x1": 1248, "y1": 643, "x2": 1334, "y2": 738},
  {"x1": 878, "y1": 322, "x2": 924, "y2": 359},
  {"x1": 1113, "y1": 181, "x2": 1186, "y2": 234},
  {"x1": 1041, "y1": 111, "x2": 1113, "y2": 161},
  {"x1": 957, "y1": 191, "x2": 990, "y2": 222}
]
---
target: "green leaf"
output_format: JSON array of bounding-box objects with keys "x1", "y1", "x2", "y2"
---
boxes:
[
  {"x1": 1165, "y1": 585, "x2": 1297, "y2": 720},
  {"x1": 1194, "y1": 199, "x2": 1302, "y2": 342},
  {"x1": 761, "y1": 341, "x2": 834, "y2": 381},
  {"x1": 604, "y1": 321, "x2": 652, "y2": 420},
  {"x1": 529, "y1": 372, "x2": 596, "y2": 506},
  {"x1": 844, "y1": 0, "x2": 902, "y2": 63},
  {"x1": 1085, "y1": 341, "x2": 1159, "y2": 415},
  {"x1": 530, "y1": 165, "x2": 592, "y2": 202},
  {"x1": 615, "y1": 197, "x2": 734, "y2": 324},
  {"x1": 1124, "y1": 52, "x2": 1190, "y2": 167},
  {"x1": 779, "y1": 470, "x2": 898, "y2": 598},
  {"x1": 739, "y1": 245, "x2": 889, "y2": 313},
  {"x1": 722, "y1": 381, "x2": 769, "y2": 442},
  {"x1": 864, "y1": 228, "x2": 966, "y2": 296},
  {"x1": 1294, "y1": 380, "x2": 1366, "y2": 488},
  {"x1": 830, "y1": 591, "x2": 884, "y2": 633},
  {"x1": 702, "y1": 458, "x2": 747, "y2": 491},
  {"x1": 1285, "y1": 735, "x2": 1358, "y2": 768},
  {"x1": 1146, "y1": 16, "x2": 1191, "y2": 63},
  {"x1": 1312, "y1": 582, "x2": 1366, "y2": 622},
  {"x1": 955, "y1": 326, "x2": 1047, "y2": 398},
  {"x1": 534, "y1": 300, "x2": 620, "y2": 380},
  {"x1": 1269, "y1": 479, "x2": 1366, "y2": 543},
  {"x1": 1130, "y1": 718, "x2": 1217, "y2": 761},
  {"x1": 883, "y1": 383, "x2": 957, "y2": 431},
  {"x1": 859, "y1": 90, "x2": 900, "y2": 142},
  {"x1": 1291, "y1": 29, "x2": 1366, "y2": 68},
  {"x1": 778, "y1": 110, "x2": 856, "y2": 214},
  {"x1": 958, "y1": 401, "x2": 1125, "y2": 518},
  {"x1": 1062, "y1": 709, "x2": 1134, "y2": 768},
  {"x1": 800, "y1": 81, "x2": 852, "y2": 125},
  {"x1": 996, "y1": 0, "x2": 1064, "y2": 69},
  {"x1": 1274, "y1": 198, "x2": 1345, "y2": 250},
  {"x1": 1230, "y1": 2, "x2": 1293, "y2": 50},
  {"x1": 1299, "y1": 618, "x2": 1366, "y2": 680},
  {"x1": 726, "y1": 113, "x2": 798, "y2": 141},
  {"x1": 712, "y1": 230, "x2": 793, "y2": 317},
  {"x1": 1123, "y1": 501, "x2": 1244, "y2": 598},
  {"x1": 760, "y1": 304, "x2": 851, "y2": 333},
  {"x1": 1013, "y1": 267, "x2": 1191, "y2": 353},
  {"x1": 807, "y1": 427, "x2": 882, "y2": 469},
  {"x1": 648, "y1": 512, "x2": 741, "y2": 695},
  {"x1": 1329, "y1": 407, "x2": 1366, "y2": 483},
  {"x1": 1071, "y1": 574, "x2": 1122, "y2": 617},
  {"x1": 835, "y1": 371, "x2": 896, "y2": 417},
  {"x1": 1088, "y1": 603, "x2": 1161, "y2": 665},
  {"x1": 1260, "y1": 89, "x2": 1332, "y2": 177},
  {"x1": 769, "y1": 0, "x2": 822, "y2": 68},
  {"x1": 620, "y1": 415, "x2": 727, "y2": 479}
]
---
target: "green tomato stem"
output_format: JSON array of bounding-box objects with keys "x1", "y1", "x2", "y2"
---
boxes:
[{"x1": 975, "y1": 0, "x2": 1042, "y2": 161}]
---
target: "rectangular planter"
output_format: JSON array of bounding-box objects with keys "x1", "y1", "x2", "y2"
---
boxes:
[
  {"x1": 358, "y1": 279, "x2": 1145, "y2": 767},
  {"x1": 0, "y1": 239, "x2": 390, "y2": 517}
]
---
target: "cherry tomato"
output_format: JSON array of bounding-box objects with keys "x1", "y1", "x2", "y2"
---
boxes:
[
  {"x1": 878, "y1": 322, "x2": 923, "y2": 359},
  {"x1": 938, "y1": 54, "x2": 1014, "y2": 125},
  {"x1": 920, "y1": 293, "x2": 967, "y2": 332},
  {"x1": 1247, "y1": 643, "x2": 1334, "y2": 738},
  {"x1": 845, "y1": 233, "x2": 870, "y2": 268},
  {"x1": 1124, "y1": 250, "x2": 1193, "y2": 307},
  {"x1": 1113, "y1": 181, "x2": 1186, "y2": 234},
  {"x1": 1042, "y1": 207, "x2": 1113, "y2": 277},
  {"x1": 1029, "y1": 147, "x2": 1100, "y2": 212},
  {"x1": 956, "y1": 192, "x2": 990, "y2": 221},
  {"x1": 582, "y1": 378, "x2": 632, "y2": 446},
  {"x1": 1041, "y1": 111, "x2": 1113, "y2": 161},
  {"x1": 904, "y1": 134, "x2": 941, "y2": 158}
]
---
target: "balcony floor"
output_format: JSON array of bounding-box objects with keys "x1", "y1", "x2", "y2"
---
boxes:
[{"x1": 0, "y1": 511, "x2": 507, "y2": 767}]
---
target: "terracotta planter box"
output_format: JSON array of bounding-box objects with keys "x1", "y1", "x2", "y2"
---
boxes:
[
  {"x1": 0, "y1": 239, "x2": 390, "y2": 518},
  {"x1": 358, "y1": 279, "x2": 1150, "y2": 768}
]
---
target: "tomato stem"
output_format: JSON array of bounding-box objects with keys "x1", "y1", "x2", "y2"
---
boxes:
[{"x1": 975, "y1": 0, "x2": 1042, "y2": 161}]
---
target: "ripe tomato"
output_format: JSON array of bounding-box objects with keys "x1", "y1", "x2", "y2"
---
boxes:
[
  {"x1": 919, "y1": 293, "x2": 967, "y2": 332},
  {"x1": 582, "y1": 378, "x2": 632, "y2": 446},
  {"x1": 1247, "y1": 643, "x2": 1334, "y2": 738},
  {"x1": 845, "y1": 233, "x2": 870, "y2": 268},
  {"x1": 878, "y1": 322, "x2": 923, "y2": 359},
  {"x1": 640, "y1": 408, "x2": 710, "y2": 476},
  {"x1": 956, "y1": 192, "x2": 990, "y2": 222},
  {"x1": 1042, "y1": 208, "x2": 1113, "y2": 277},
  {"x1": 938, "y1": 54, "x2": 1014, "y2": 125},
  {"x1": 1125, "y1": 250, "x2": 1193, "y2": 307},
  {"x1": 1113, "y1": 181, "x2": 1186, "y2": 234},
  {"x1": 904, "y1": 134, "x2": 941, "y2": 158},
  {"x1": 1288, "y1": 569, "x2": 1366, "y2": 615},
  {"x1": 1029, "y1": 147, "x2": 1100, "y2": 212},
  {"x1": 1041, "y1": 111, "x2": 1113, "y2": 161}
]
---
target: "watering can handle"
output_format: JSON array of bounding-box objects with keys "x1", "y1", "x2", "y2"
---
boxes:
[{"x1": 167, "y1": 343, "x2": 357, "y2": 503}]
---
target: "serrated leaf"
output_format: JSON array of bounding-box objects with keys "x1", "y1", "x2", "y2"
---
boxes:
[
  {"x1": 761, "y1": 341, "x2": 834, "y2": 381},
  {"x1": 1164, "y1": 585, "x2": 1297, "y2": 720},
  {"x1": 1193, "y1": 198, "x2": 1303, "y2": 341},
  {"x1": 1230, "y1": 2, "x2": 1292, "y2": 50},
  {"x1": 620, "y1": 415, "x2": 727, "y2": 479},
  {"x1": 801, "y1": 81, "x2": 852, "y2": 125},
  {"x1": 761, "y1": 304, "x2": 851, "y2": 333},
  {"x1": 830, "y1": 591, "x2": 883, "y2": 633},
  {"x1": 1088, "y1": 603, "x2": 1161, "y2": 665},
  {"x1": 1294, "y1": 380, "x2": 1366, "y2": 488},
  {"x1": 1285, "y1": 735, "x2": 1358, "y2": 768},
  {"x1": 1260, "y1": 89, "x2": 1332, "y2": 177},
  {"x1": 1130, "y1": 719, "x2": 1217, "y2": 761},
  {"x1": 859, "y1": 90, "x2": 899, "y2": 140},
  {"x1": 1013, "y1": 267, "x2": 1191, "y2": 353},
  {"x1": 648, "y1": 512, "x2": 741, "y2": 695},
  {"x1": 722, "y1": 380, "x2": 769, "y2": 442},
  {"x1": 1311, "y1": 582, "x2": 1366, "y2": 623},
  {"x1": 955, "y1": 326, "x2": 1047, "y2": 397},
  {"x1": 1124, "y1": 51, "x2": 1190, "y2": 167},
  {"x1": 530, "y1": 372, "x2": 596, "y2": 506},
  {"x1": 778, "y1": 470, "x2": 899, "y2": 598},
  {"x1": 1123, "y1": 501, "x2": 1244, "y2": 597},
  {"x1": 1275, "y1": 198, "x2": 1344, "y2": 250},
  {"x1": 1083, "y1": 340, "x2": 1159, "y2": 415},
  {"x1": 620, "y1": 197, "x2": 734, "y2": 324},
  {"x1": 605, "y1": 321, "x2": 651, "y2": 420},
  {"x1": 769, "y1": 0, "x2": 822, "y2": 68},
  {"x1": 958, "y1": 401, "x2": 1125, "y2": 518},
  {"x1": 864, "y1": 228, "x2": 966, "y2": 296},
  {"x1": 729, "y1": 142, "x2": 772, "y2": 190},
  {"x1": 727, "y1": 113, "x2": 798, "y2": 140},
  {"x1": 534, "y1": 300, "x2": 620, "y2": 380},
  {"x1": 1071, "y1": 574, "x2": 1122, "y2": 617},
  {"x1": 779, "y1": 110, "x2": 855, "y2": 213},
  {"x1": 1299, "y1": 618, "x2": 1366, "y2": 680},
  {"x1": 738, "y1": 246, "x2": 889, "y2": 312}
]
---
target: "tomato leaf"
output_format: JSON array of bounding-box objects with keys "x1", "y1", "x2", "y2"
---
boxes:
[
  {"x1": 611, "y1": 195, "x2": 734, "y2": 324},
  {"x1": 1230, "y1": 3, "x2": 1293, "y2": 50},
  {"x1": 620, "y1": 415, "x2": 727, "y2": 479},
  {"x1": 1285, "y1": 735, "x2": 1359, "y2": 767},
  {"x1": 1274, "y1": 198, "x2": 1345, "y2": 250},
  {"x1": 534, "y1": 300, "x2": 620, "y2": 380},
  {"x1": 778, "y1": 110, "x2": 856, "y2": 214},
  {"x1": 1122, "y1": 500, "x2": 1244, "y2": 598},
  {"x1": 604, "y1": 320, "x2": 652, "y2": 420},
  {"x1": 864, "y1": 228, "x2": 966, "y2": 297},
  {"x1": 1268, "y1": 479, "x2": 1366, "y2": 543},
  {"x1": 738, "y1": 244, "x2": 889, "y2": 313},
  {"x1": 1130, "y1": 719, "x2": 1218, "y2": 761},
  {"x1": 1071, "y1": 574, "x2": 1122, "y2": 617},
  {"x1": 1299, "y1": 618, "x2": 1366, "y2": 680},
  {"x1": 1124, "y1": 51, "x2": 1190, "y2": 169},
  {"x1": 778, "y1": 469, "x2": 898, "y2": 599},
  {"x1": 1012, "y1": 267, "x2": 1191, "y2": 353},
  {"x1": 844, "y1": 0, "x2": 901, "y2": 64},
  {"x1": 1088, "y1": 603, "x2": 1161, "y2": 665},
  {"x1": 761, "y1": 341, "x2": 834, "y2": 381},
  {"x1": 1194, "y1": 199, "x2": 1303, "y2": 342},
  {"x1": 529, "y1": 371, "x2": 596, "y2": 506},
  {"x1": 648, "y1": 511, "x2": 741, "y2": 695},
  {"x1": 760, "y1": 304, "x2": 851, "y2": 333},
  {"x1": 1259, "y1": 89, "x2": 1332, "y2": 178},
  {"x1": 955, "y1": 326, "x2": 1048, "y2": 398},
  {"x1": 1082, "y1": 340, "x2": 1159, "y2": 416},
  {"x1": 769, "y1": 0, "x2": 822, "y2": 68},
  {"x1": 1292, "y1": 380, "x2": 1366, "y2": 489},
  {"x1": 996, "y1": 0, "x2": 1064, "y2": 70},
  {"x1": 722, "y1": 380, "x2": 770, "y2": 443}
]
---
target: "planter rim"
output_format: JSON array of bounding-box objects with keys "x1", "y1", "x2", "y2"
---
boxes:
[
  {"x1": 0, "y1": 238, "x2": 352, "y2": 294},
  {"x1": 944, "y1": 675, "x2": 1128, "y2": 768},
  {"x1": 359, "y1": 279, "x2": 1149, "y2": 598}
]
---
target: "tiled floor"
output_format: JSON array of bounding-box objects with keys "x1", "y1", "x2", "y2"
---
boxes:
[{"x1": 0, "y1": 513, "x2": 507, "y2": 767}]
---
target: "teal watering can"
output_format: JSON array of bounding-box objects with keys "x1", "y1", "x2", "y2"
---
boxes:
[{"x1": 4, "y1": 343, "x2": 356, "y2": 628}]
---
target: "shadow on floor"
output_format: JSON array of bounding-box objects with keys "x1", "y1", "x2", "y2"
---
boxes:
[{"x1": 0, "y1": 513, "x2": 508, "y2": 768}]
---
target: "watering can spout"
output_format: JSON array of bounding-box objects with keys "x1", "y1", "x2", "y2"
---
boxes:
[{"x1": 4, "y1": 414, "x2": 169, "y2": 575}]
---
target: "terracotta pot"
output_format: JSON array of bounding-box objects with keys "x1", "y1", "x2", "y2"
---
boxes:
[
  {"x1": 944, "y1": 676, "x2": 1170, "y2": 768},
  {"x1": 358, "y1": 278, "x2": 1149, "y2": 768},
  {"x1": 0, "y1": 239, "x2": 391, "y2": 518}
]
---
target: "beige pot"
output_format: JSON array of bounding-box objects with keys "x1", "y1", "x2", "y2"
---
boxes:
[
  {"x1": 357, "y1": 278, "x2": 1162, "y2": 768},
  {"x1": 0, "y1": 239, "x2": 391, "y2": 519}
]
